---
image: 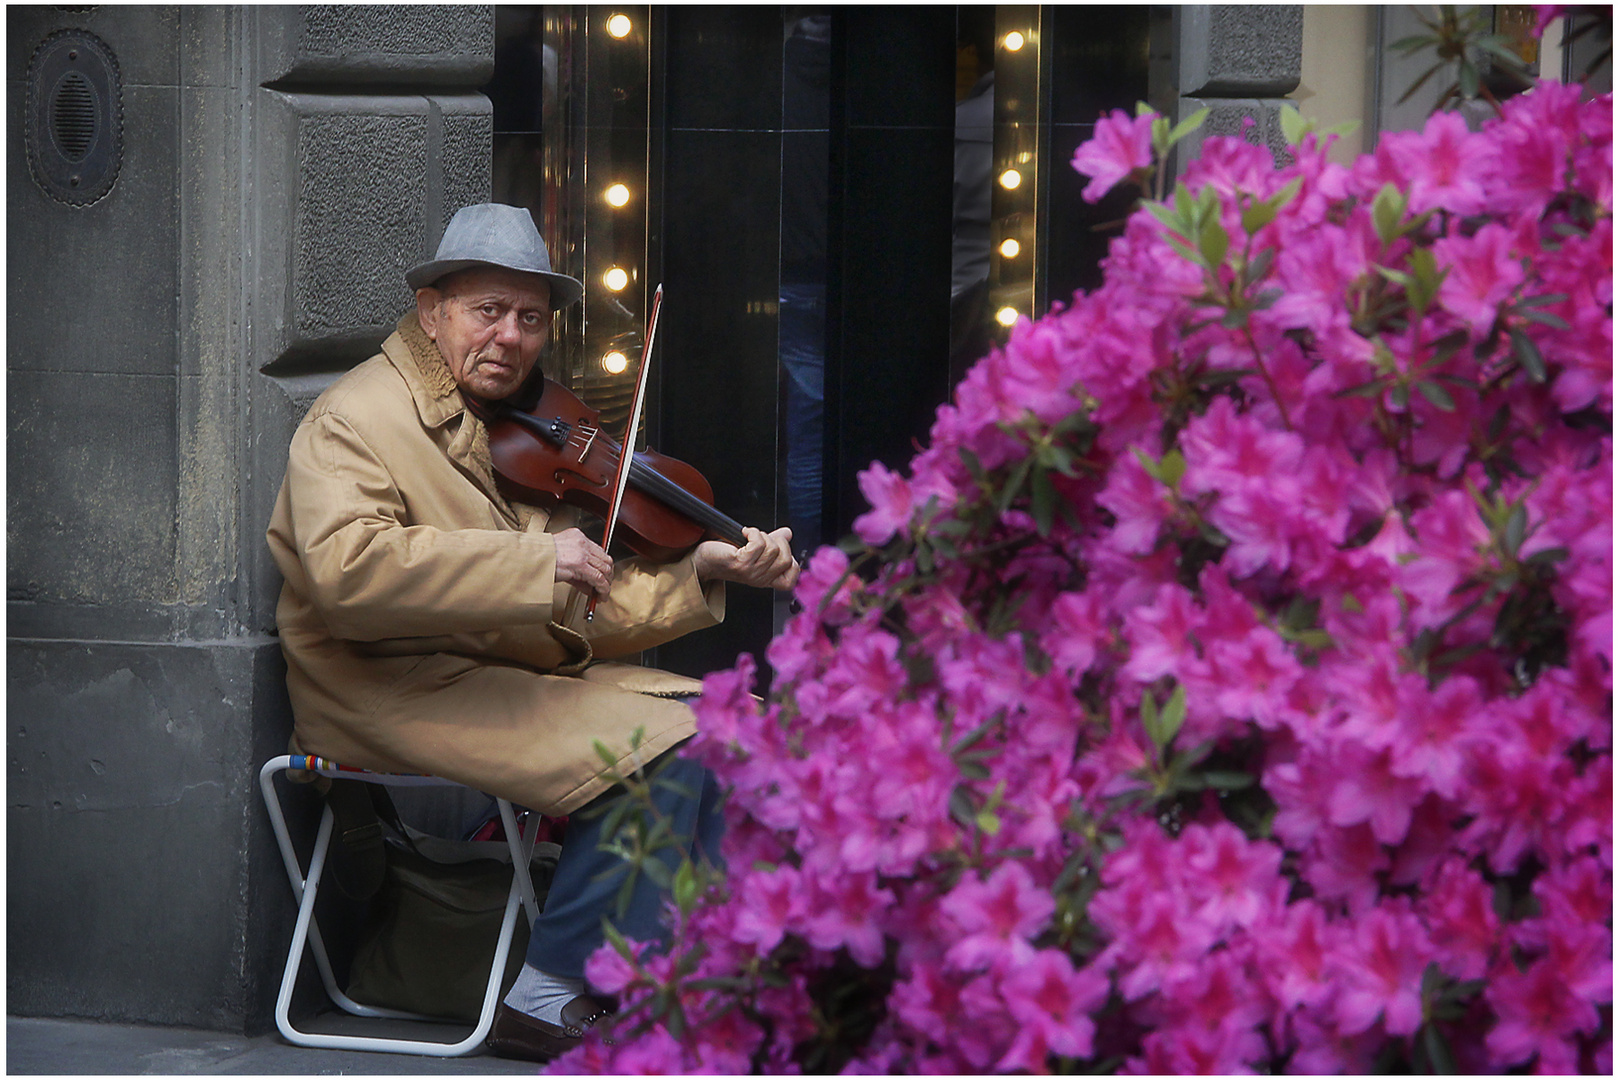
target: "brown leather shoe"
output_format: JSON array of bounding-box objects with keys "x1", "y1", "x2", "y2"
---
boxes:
[{"x1": 485, "y1": 996, "x2": 614, "y2": 1062}]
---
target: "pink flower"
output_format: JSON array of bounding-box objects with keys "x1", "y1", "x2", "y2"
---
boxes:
[
  {"x1": 1418, "y1": 858, "x2": 1502, "y2": 981},
  {"x1": 730, "y1": 864, "x2": 804, "y2": 954},
  {"x1": 1329, "y1": 902, "x2": 1435, "y2": 1036},
  {"x1": 852, "y1": 460, "x2": 912, "y2": 545},
  {"x1": 1434, "y1": 222, "x2": 1527, "y2": 337},
  {"x1": 799, "y1": 866, "x2": 893, "y2": 967},
  {"x1": 940, "y1": 861, "x2": 1056, "y2": 971},
  {"x1": 994, "y1": 950, "x2": 1110, "y2": 1069},
  {"x1": 1039, "y1": 589, "x2": 1106, "y2": 677},
  {"x1": 1072, "y1": 108, "x2": 1154, "y2": 202},
  {"x1": 1485, "y1": 944, "x2": 1606, "y2": 1070},
  {"x1": 1256, "y1": 899, "x2": 1338, "y2": 1012},
  {"x1": 1326, "y1": 743, "x2": 1425, "y2": 845},
  {"x1": 1181, "y1": 821, "x2": 1282, "y2": 930},
  {"x1": 1358, "y1": 109, "x2": 1494, "y2": 215}
]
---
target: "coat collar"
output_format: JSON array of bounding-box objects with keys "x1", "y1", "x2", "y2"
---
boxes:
[
  {"x1": 382, "y1": 312, "x2": 529, "y2": 523},
  {"x1": 385, "y1": 311, "x2": 464, "y2": 429}
]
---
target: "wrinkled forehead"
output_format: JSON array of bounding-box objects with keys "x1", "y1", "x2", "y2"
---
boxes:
[{"x1": 435, "y1": 266, "x2": 553, "y2": 311}]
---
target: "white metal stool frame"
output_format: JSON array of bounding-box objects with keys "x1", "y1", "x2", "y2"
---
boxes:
[{"x1": 259, "y1": 754, "x2": 545, "y2": 1056}]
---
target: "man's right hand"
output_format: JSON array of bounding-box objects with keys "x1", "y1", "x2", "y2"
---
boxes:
[{"x1": 553, "y1": 528, "x2": 613, "y2": 596}]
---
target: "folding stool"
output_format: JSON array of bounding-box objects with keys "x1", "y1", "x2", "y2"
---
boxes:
[{"x1": 258, "y1": 754, "x2": 544, "y2": 1056}]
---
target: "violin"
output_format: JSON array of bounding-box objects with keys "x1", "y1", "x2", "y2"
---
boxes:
[{"x1": 484, "y1": 377, "x2": 748, "y2": 562}]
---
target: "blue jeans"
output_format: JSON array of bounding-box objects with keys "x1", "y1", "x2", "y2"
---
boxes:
[{"x1": 524, "y1": 749, "x2": 724, "y2": 981}]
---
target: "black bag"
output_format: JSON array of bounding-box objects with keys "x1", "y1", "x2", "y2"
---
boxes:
[{"x1": 327, "y1": 780, "x2": 558, "y2": 1023}]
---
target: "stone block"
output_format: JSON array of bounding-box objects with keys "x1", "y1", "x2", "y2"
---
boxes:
[
  {"x1": 253, "y1": 91, "x2": 491, "y2": 374},
  {"x1": 1175, "y1": 97, "x2": 1293, "y2": 171},
  {"x1": 1178, "y1": 5, "x2": 1302, "y2": 98},
  {"x1": 253, "y1": 4, "x2": 493, "y2": 88},
  {"x1": 7, "y1": 640, "x2": 293, "y2": 1032},
  {"x1": 7, "y1": 370, "x2": 179, "y2": 611},
  {"x1": 9, "y1": 84, "x2": 180, "y2": 376},
  {"x1": 7, "y1": 5, "x2": 181, "y2": 88}
]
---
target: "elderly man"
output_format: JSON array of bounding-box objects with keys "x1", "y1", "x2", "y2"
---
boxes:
[{"x1": 266, "y1": 203, "x2": 797, "y2": 1061}]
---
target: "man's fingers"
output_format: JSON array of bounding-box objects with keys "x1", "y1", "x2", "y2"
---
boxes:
[{"x1": 555, "y1": 528, "x2": 613, "y2": 593}]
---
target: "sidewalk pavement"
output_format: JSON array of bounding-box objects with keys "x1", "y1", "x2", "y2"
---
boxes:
[{"x1": 7, "y1": 1015, "x2": 540, "y2": 1075}]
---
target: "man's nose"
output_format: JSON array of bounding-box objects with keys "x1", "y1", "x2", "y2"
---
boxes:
[{"x1": 493, "y1": 311, "x2": 524, "y2": 345}]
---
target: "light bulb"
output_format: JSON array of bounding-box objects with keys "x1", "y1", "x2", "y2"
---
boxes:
[
  {"x1": 602, "y1": 266, "x2": 630, "y2": 292},
  {"x1": 998, "y1": 238, "x2": 1021, "y2": 259},
  {"x1": 606, "y1": 13, "x2": 632, "y2": 39},
  {"x1": 604, "y1": 183, "x2": 631, "y2": 208},
  {"x1": 998, "y1": 169, "x2": 1022, "y2": 190},
  {"x1": 1003, "y1": 31, "x2": 1026, "y2": 52},
  {"x1": 995, "y1": 306, "x2": 1019, "y2": 327},
  {"x1": 603, "y1": 350, "x2": 629, "y2": 374}
]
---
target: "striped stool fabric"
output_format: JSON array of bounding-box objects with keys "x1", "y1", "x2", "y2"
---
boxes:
[{"x1": 258, "y1": 754, "x2": 543, "y2": 1056}]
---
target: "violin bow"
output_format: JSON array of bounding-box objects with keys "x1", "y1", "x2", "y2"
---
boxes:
[{"x1": 585, "y1": 283, "x2": 663, "y2": 620}]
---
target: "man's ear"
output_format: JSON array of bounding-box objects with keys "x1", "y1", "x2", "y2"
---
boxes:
[{"x1": 415, "y1": 287, "x2": 442, "y2": 340}]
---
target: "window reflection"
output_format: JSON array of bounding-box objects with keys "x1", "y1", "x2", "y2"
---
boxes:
[
  {"x1": 951, "y1": 11, "x2": 996, "y2": 383},
  {"x1": 779, "y1": 11, "x2": 832, "y2": 555}
]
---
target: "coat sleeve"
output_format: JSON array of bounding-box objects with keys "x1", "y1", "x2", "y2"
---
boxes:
[{"x1": 283, "y1": 408, "x2": 562, "y2": 641}]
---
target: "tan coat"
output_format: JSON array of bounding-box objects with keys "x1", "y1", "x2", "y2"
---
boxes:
[{"x1": 265, "y1": 314, "x2": 722, "y2": 815}]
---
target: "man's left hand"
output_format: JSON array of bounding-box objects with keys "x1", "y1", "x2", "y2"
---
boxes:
[{"x1": 693, "y1": 527, "x2": 800, "y2": 591}]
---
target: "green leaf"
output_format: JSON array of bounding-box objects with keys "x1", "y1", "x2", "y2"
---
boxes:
[
  {"x1": 1165, "y1": 107, "x2": 1210, "y2": 150},
  {"x1": 1143, "y1": 199, "x2": 1184, "y2": 232},
  {"x1": 1390, "y1": 382, "x2": 1411, "y2": 410},
  {"x1": 1524, "y1": 545, "x2": 1569, "y2": 567},
  {"x1": 1161, "y1": 448, "x2": 1187, "y2": 487},
  {"x1": 1165, "y1": 234, "x2": 1202, "y2": 264},
  {"x1": 602, "y1": 919, "x2": 635, "y2": 960},
  {"x1": 1510, "y1": 327, "x2": 1547, "y2": 383},
  {"x1": 1459, "y1": 59, "x2": 1480, "y2": 100},
  {"x1": 958, "y1": 445, "x2": 987, "y2": 484},
  {"x1": 1504, "y1": 502, "x2": 1527, "y2": 556},
  {"x1": 1335, "y1": 378, "x2": 1388, "y2": 400},
  {"x1": 1416, "y1": 380, "x2": 1457, "y2": 411},
  {"x1": 996, "y1": 455, "x2": 1035, "y2": 516},
  {"x1": 672, "y1": 859, "x2": 699, "y2": 912},
  {"x1": 1151, "y1": 115, "x2": 1171, "y2": 157},
  {"x1": 1200, "y1": 770, "x2": 1256, "y2": 791},
  {"x1": 615, "y1": 871, "x2": 638, "y2": 918},
  {"x1": 1376, "y1": 264, "x2": 1415, "y2": 288},
  {"x1": 1424, "y1": 1022, "x2": 1458, "y2": 1075},
  {"x1": 1279, "y1": 104, "x2": 1308, "y2": 144},
  {"x1": 975, "y1": 808, "x2": 1003, "y2": 836},
  {"x1": 1141, "y1": 690, "x2": 1163, "y2": 749},
  {"x1": 1396, "y1": 61, "x2": 1447, "y2": 106},
  {"x1": 1407, "y1": 246, "x2": 1444, "y2": 311},
  {"x1": 1174, "y1": 182, "x2": 1195, "y2": 222},
  {"x1": 640, "y1": 858, "x2": 672, "y2": 890},
  {"x1": 1389, "y1": 33, "x2": 1439, "y2": 53},
  {"x1": 1522, "y1": 309, "x2": 1571, "y2": 330},
  {"x1": 1198, "y1": 213, "x2": 1230, "y2": 269},
  {"x1": 1241, "y1": 196, "x2": 1281, "y2": 236},
  {"x1": 1268, "y1": 176, "x2": 1305, "y2": 213},
  {"x1": 1030, "y1": 465, "x2": 1057, "y2": 536},
  {"x1": 1135, "y1": 100, "x2": 1156, "y2": 118},
  {"x1": 1160, "y1": 684, "x2": 1187, "y2": 747},
  {"x1": 949, "y1": 786, "x2": 977, "y2": 829}
]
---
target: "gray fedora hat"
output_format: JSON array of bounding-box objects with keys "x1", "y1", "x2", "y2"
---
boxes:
[{"x1": 406, "y1": 202, "x2": 584, "y2": 308}]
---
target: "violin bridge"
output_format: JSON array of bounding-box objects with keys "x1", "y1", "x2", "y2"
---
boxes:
[{"x1": 576, "y1": 426, "x2": 598, "y2": 462}]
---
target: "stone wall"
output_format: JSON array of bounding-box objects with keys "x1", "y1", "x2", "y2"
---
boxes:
[
  {"x1": 1152, "y1": 5, "x2": 1304, "y2": 168},
  {"x1": 7, "y1": 4, "x2": 492, "y2": 1033}
]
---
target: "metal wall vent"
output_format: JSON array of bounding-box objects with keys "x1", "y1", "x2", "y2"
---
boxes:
[{"x1": 25, "y1": 29, "x2": 122, "y2": 207}]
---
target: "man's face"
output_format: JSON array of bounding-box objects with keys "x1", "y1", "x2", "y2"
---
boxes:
[{"x1": 416, "y1": 267, "x2": 553, "y2": 401}]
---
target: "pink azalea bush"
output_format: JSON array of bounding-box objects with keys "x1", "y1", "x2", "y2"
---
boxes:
[{"x1": 554, "y1": 80, "x2": 1612, "y2": 1075}]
